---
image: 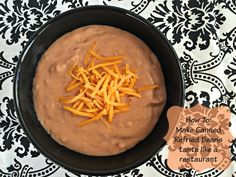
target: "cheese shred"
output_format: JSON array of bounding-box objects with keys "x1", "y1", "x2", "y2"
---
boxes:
[{"x1": 60, "y1": 41, "x2": 159, "y2": 128}]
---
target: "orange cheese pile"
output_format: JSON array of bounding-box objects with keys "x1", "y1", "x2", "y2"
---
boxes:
[{"x1": 59, "y1": 42, "x2": 158, "y2": 127}]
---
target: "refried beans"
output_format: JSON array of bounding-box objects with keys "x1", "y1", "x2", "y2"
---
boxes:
[{"x1": 33, "y1": 25, "x2": 166, "y2": 156}]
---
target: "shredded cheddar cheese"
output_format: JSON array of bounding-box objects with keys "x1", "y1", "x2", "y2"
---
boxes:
[
  {"x1": 60, "y1": 42, "x2": 159, "y2": 127},
  {"x1": 137, "y1": 84, "x2": 159, "y2": 92}
]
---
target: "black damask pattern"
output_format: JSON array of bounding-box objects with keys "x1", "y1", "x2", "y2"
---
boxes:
[
  {"x1": 113, "y1": 169, "x2": 143, "y2": 177},
  {"x1": 0, "y1": 158, "x2": 59, "y2": 177},
  {"x1": 103, "y1": 0, "x2": 155, "y2": 14},
  {"x1": 147, "y1": 0, "x2": 226, "y2": 50},
  {"x1": 0, "y1": 97, "x2": 39, "y2": 158},
  {"x1": 62, "y1": 0, "x2": 89, "y2": 8},
  {"x1": 0, "y1": 0, "x2": 235, "y2": 176},
  {"x1": 231, "y1": 138, "x2": 236, "y2": 161},
  {"x1": 225, "y1": 57, "x2": 236, "y2": 87},
  {"x1": 179, "y1": 26, "x2": 236, "y2": 115},
  {"x1": 64, "y1": 168, "x2": 143, "y2": 177},
  {"x1": 0, "y1": 51, "x2": 16, "y2": 90},
  {"x1": 185, "y1": 90, "x2": 199, "y2": 107},
  {"x1": 218, "y1": 0, "x2": 236, "y2": 15},
  {"x1": 0, "y1": 0, "x2": 60, "y2": 46},
  {"x1": 185, "y1": 90, "x2": 213, "y2": 108},
  {"x1": 129, "y1": 0, "x2": 155, "y2": 14}
]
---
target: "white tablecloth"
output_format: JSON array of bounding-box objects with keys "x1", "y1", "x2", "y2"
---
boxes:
[{"x1": 0, "y1": 0, "x2": 236, "y2": 176}]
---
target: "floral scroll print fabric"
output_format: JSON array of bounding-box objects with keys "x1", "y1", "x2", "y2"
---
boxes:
[{"x1": 0, "y1": 0, "x2": 236, "y2": 176}]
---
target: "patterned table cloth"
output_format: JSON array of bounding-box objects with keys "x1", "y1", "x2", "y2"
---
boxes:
[{"x1": 0, "y1": 0, "x2": 236, "y2": 176}]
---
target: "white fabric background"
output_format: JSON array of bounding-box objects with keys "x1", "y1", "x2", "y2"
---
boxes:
[{"x1": 0, "y1": 0, "x2": 236, "y2": 176}]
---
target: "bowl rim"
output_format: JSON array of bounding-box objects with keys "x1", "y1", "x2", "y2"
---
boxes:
[{"x1": 13, "y1": 5, "x2": 185, "y2": 175}]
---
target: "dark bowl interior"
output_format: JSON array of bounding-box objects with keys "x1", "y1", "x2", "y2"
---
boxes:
[{"x1": 13, "y1": 6, "x2": 184, "y2": 176}]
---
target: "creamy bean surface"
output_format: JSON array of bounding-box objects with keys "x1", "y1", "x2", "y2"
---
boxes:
[{"x1": 33, "y1": 25, "x2": 166, "y2": 156}]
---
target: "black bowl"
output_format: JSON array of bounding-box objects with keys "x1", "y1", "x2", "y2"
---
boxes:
[{"x1": 13, "y1": 5, "x2": 184, "y2": 176}]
